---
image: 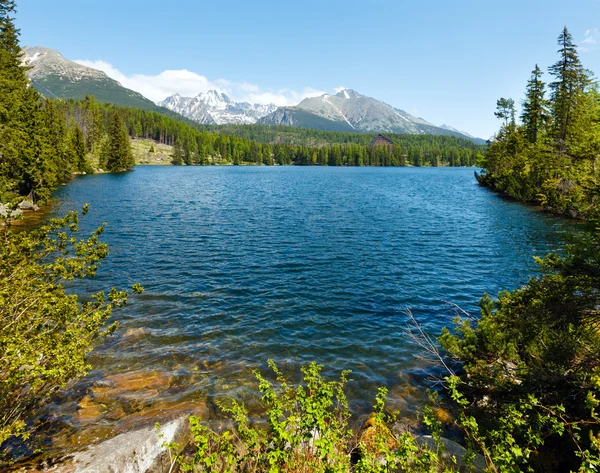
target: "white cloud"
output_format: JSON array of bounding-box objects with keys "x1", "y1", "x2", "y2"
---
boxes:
[
  {"x1": 333, "y1": 86, "x2": 347, "y2": 93},
  {"x1": 580, "y1": 28, "x2": 599, "y2": 53},
  {"x1": 74, "y1": 59, "x2": 326, "y2": 106}
]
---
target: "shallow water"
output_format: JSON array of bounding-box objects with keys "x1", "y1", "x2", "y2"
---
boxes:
[{"x1": 47, "y1": 166, "x2": 575, "y2": 436}]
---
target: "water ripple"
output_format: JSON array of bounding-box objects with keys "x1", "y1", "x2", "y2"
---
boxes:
[{"x1": 53, "y1": 166, "x2": 575, "y2": 421}]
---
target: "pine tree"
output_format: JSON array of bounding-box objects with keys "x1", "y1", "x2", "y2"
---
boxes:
[
  {"x1": 104, "y1": 111, "x2": 134, "y2": 172},
  {"x1": 81, "y1": 95, "x2": 103, "y2": 153},
  {"x1": 494, "y1": 98, "x2": 516, "y2": 128},
  {"x1": 0, "y1": 0, "x2": 63, "y2": 202},
  {"x1": 521, "y1": 65, "x2": 549, "y2": 143},
  {"x1": 69, "y1": 124, "x2": 87, "y2": 172},
  {"x1": 0, "y1": 0, "x2": 28, "y2": 199},
  {"x1": 548, "y1": 27, "x2": 590, "y2": 145},
  {"x1": 171, "y1": 140, "x2": 183, "y2": 165}
]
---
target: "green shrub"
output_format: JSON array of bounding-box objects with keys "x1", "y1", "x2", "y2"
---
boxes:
[
  {"x1": 439, "y1": 228, "x2": 600, "y2": 472},
  {"x1": 0, "y1": 206, "x2": 142, "y2": 446},
  {"x1": 164, "y1": 362, "x2": 471, "y2": 473}
]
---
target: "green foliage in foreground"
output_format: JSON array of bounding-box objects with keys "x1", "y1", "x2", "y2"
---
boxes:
[
  {"x1": 163, "y1": 362, "x2": 460, "y2": 473},
  {"x1": 440, "y1": 227, "x2": 600, "y2": 472},
  {"x1": 162, "y1": 361, "x2": 599, "y2": 472},
  {"x1": 0, "y1": 206, "x2": 142, "y2": 446}
]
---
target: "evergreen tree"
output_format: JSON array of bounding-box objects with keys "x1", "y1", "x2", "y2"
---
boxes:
[
  {"x1": 42, "y1": 100, "x2": 73, "y2": 181},
  {"x1": 548, "y1": 27, "x2": 590, "y2": 145},
  {"x1": 494, "y1": 98, "x2": 516, "y2": 127},
  {"x1": 171, "y1": 140, "x2": 183, "y2": 165},
  {"x1": 69, "y1": 124, "x2": 87, "y2": 172},
  {"x1": 104, "y1": 111, "x2": 134, "y2": 172},
  {"x1": 521, "y1": 65, "x2": 549, "y2": 143},
  {"x1": 81, "y1": 95, "x2": 103, "y2": 153},
  {"x1": 0, "y1": 0, "x2": 28, "y2": 199}
]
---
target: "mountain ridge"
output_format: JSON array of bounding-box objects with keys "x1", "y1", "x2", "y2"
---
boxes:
[
  {"x1": 159, "y1": 91, "x2": 277, "y2": 125},
  {"x1": 21, "y1": 46, "x2": 483, "y2": 143},
  {"x1": 260, "y1": 89, "x2": 484, "y2": 144},
  {"x1": 22, "y1": 46, "x2": 173, "y2": 114}
]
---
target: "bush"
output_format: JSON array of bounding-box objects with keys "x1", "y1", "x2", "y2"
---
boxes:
[
  {"x1": 164, "y1": 362, "x2": 473, "y2": 473},
  {"x1": 439, "y1": 227, "x2": 600, "y2": 472},
  {"x1": 0, "y1": 206, "x2": 142, "y2": 446}
]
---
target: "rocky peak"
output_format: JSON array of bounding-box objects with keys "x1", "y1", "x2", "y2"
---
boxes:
[
  {"x1": 159, "y1": 90, "x2": 277, "y2": 125},
  {"x1": 335, "y1": 88, "x2": 362, "y2": 99},
  {"x1": 21, "y1": 46, "x2": 114, "y2": 83}
]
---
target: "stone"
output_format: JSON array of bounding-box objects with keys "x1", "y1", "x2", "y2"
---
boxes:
[
  {"x1": 77, "y1": 396, "x2": 106, "y2": 423},
  {"x1": 357, "y1": 413, "x2": 397, "y2": 462},
  {"x1": 18, "y1": 200, "x2": 35, "y2": 210},
  {"x1": 71, "y1": 418, "x2": 186, "y2": 473},
  {"x1": 104, "y1": 407, "x2": 126, "y2": 421},
  {"x1": 432, "y1": 407, "x2": 453, "y2": 425},
  {"x1": 122, "y1": 327, "x2": 149, "y2": 341}
]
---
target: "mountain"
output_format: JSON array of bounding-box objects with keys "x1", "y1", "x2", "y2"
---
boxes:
[
  {"x1": 439, "y1": 124, "x2": 478, "y2": 140},
  {"x1": 21, "y1": 46, "x2": 165, "y2": 112},
  {"x1": 256, "y1": 107, "x2": 356, "y2": 132},
  {"x1": 260, "y1": 89, "x2": 484, "y2": 143},
  {"x1": 159, "y1": 91, "x2": 277, "y2": 125}
]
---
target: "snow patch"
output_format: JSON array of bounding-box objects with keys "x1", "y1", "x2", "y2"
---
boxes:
[
  {"x1": 323, "y1": 96, "x2": 355, "y2": 129},
  {"x1": 395, "y1": 111, "x2": 410, "y2": 122}
]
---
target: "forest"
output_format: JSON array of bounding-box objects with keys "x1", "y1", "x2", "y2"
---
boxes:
[
  {"x1": 66, "y1": 100, "x2": 483, "y2": 168},
  {"x1": 478, "y1": 27, "x2": 600, "y2": 219}
]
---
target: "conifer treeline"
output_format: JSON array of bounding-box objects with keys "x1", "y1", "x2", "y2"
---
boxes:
[
  {"x1": 479, "y1": 27, "x2": 600, "y2": 218},
  {"x1": 0, "y1": 0, "x2": 134, "y2": 203},
  {"x1": 60, "y1": 99, "x2": 482, "y2": 168},
  {"x1": 199, "y1": 124, "x2": 485, "y2": 163}
]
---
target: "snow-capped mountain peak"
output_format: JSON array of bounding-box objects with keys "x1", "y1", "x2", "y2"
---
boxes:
[
  {"x1": 260, "y1": 89, "x2": 484, "y2": 143},
  {"x1": 159, "y1": 90, "x2": 277, "y2": 125}
]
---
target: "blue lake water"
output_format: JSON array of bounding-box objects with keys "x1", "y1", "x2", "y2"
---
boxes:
[{"x1": 51, "y1": 166, "x2": 575, "y2": 426}]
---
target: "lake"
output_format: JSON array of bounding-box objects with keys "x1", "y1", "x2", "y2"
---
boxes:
[{"x1": 49, "y1": 166, "x2": 575, "y2": 435}]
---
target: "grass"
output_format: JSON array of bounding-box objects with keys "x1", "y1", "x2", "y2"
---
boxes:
[{"x1": 131, "y1": 139, "x2": 173, "y2": 165}]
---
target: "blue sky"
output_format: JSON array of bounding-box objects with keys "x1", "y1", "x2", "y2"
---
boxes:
[{"x1": 17, "y1": 0, "x2": 600, "y2": 139}]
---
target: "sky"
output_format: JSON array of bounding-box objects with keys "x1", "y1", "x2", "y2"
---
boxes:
[{"x1": 16, "y1": 0, "x2": 600, "y2": 139}]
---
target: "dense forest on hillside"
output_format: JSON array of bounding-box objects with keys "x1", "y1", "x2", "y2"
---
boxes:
[
  {"x1": 200, "y1": 123, "x2": 484, "y2": 147},
  {"x1": 479, "y1": 27, "x2": 600, "y2": 219},
  {"x1": 62, "y1": 100, "x2": 482, "y2": 168}
]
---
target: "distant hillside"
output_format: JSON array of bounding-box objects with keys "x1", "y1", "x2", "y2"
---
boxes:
[
  {"x1": 258, "y1": 107, "x2": 357, "y2": 132},
  {"x1": 200, "y1": 123, "x2": 486, "y2": 151},
  {"x1": 260, "y1": 89, "x2": 485, "y2": 145},
  {"x1": 22, "y1": 46, "x2": 172, "y2": 115}
]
